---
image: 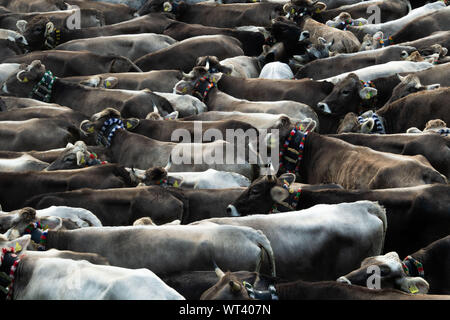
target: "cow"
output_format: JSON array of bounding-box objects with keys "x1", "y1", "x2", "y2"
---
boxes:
[
  {"x1": 0, "y1": 39, "x2": 26, "y2": 61},
  {"x1": 62, "y1": 70, "x2": 183, "y2": 93},
  {"x1": 174, "y1": 66, "x2": 319, "y2": 123},
  {"x1": 161, "y1": 20, "x2": 266, "y2": 56},
  {"x1": 338, "y1": 235, "x2": 450, "y2": 295},
  {"x1": 0, "y1": 163, "x2": 137, "y2": 211},
  {"x1": 400, "y1": 31, "x2": 450, "y2": 55},
  {"x1": 295, "y1": 45, "x2": 418, "y2": 80},
  {"x1": 137, "y1": 1, "x2": 284, "y2": 28},
  {"x1": 316, "y1": 0, "x2": 410, "y2": 24},
  {"x1": 1, "y1": 60, "x2": 174, "y2": 119},
  {"x1": 134, "y1": 35, "x2": 245, "y2": 73},
  {"x1": 391, "y1": 6, "x2": 450, "y2": 44},
  {"x1": 407, "y1": 119, "x2": 450, "y2": 136},
  {"x1": 3, "y1": 50, "x2": 143, "y2": 77},
  {"x1": 192, "y1": 201, "x2": 387, "y2": 281},
  {"x1": 0, "y1": 118, "x2": 80, "y2": 152},
  {"x1": 335, "y1": 88, "x2": 450, "y2": 134},
  {"x1": 227, "y1": 175, "x2": 450, "y2": 258},
  {"x1": 200, "y1": 269, "x2": 450, "y2": 300},
  {"x1": 0, "y1": 153, "x2": 50, "y2": 172},
  {"x1": 17, "y1": 13, "x2": 175, "y2": 51},
  {"x1": 78, "y1": 108, "x2": 258, "y2": 179},
  {"x1": 5, "y1": 223, "x2": 277, "y2": 278},
  {"x1": 195, "y1": 55, "x2": 263, "y2": 79},
  {"x1": 0, "y1": 235, "x2": 185, "y2": 300},
  {"x1": 329, "y1": 132, "x2": 450, "y2": 179},
  {"x1": 346, "y1": 1, "x2": 445, "y2": 43},
  {"x1": 183, "y1": 68, "x2": 334, "y2": 115},
  {"x1": 53, "y1": 33, "x2": 177, "y2": 61},
  {"x1": 283, "y1": 0, "x2": 361, "y2": 53}
]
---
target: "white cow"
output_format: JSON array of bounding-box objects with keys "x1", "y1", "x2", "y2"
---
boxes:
[
  {"x1": 193, "y1": 201, "x2": 387, "y2": 281},
  {"x1": 259, "y1": 62, "x2": 294, "y2": 80},
  {"x1": 0, "y1": 235, "x2": 185, "y2": 300},
  {"x1": 0, "y1": 63, "x2": 21, "y2": 85},
  {"x1": 322, "y1": 61, "x2": 434, "y2": 84}
]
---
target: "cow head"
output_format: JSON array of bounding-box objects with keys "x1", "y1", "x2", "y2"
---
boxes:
[
  {"x1": 45, "y1": 141, "x2": 105, "y2": 171},
  {"x1": 133, "y1": 217, "x2": 155, "y2": 226},
  {"x1": 1, "y1": 60, "x2": 47, "y2": 97},
  {"x1": 270, "y1": 17, "x2": 310, "y2": 48},
  {"x1": 79, "y1": 108, "x2": 140, "y2": 147},
  {"x1": 16, "y1": 17, "x2": 56, "y2": 51},
  {"x1": 195, "y1": 56, "x2": 233, "y2": 75},
  {"x1": 359, "y1": 31, "x2": 388, "y2": 51},
  {"x1": 407, "y1": 119, "x2": 449, "y2": 135},
  {"x1": 317, "y1": 73, "x2": 377, "y2": 115},
  {"x1": 227, "y1": 173, "x2": 296, "y2": 216},
  {"x1": 326, "y1": 12, "x2": 368, "y2": 30},
  {"x1": 283, "y1": 0, "x2": 327, "y2": 22},
  {"x1": 337, "y1": 252, "x2": 429, "y2": 295},
  {"x1": 200, "y1": 270, "x2": 252, "y2": 300},
  {"x1": 173, "y1": 66, "x2": 216, "y2": 100},
  {"x1": 138, "y1": 0, "x2": 187, "y2": 17},
  {"x1": 128, "y1": 160, "x2": 183, "y2": 187},
  {"x1": 337, "y1": 112, "x2": 374, "y2": 134},
  {"x1": 385, "y1": 74, "x2": 440, "y2": 105},
  {"x1": 145, "y1": 107, "x2": 179, "y2": 121}
]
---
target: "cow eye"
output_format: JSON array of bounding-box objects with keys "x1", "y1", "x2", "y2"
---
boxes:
[{"x1": 341, "y1": 90, "x2": 351, "y2": 95}]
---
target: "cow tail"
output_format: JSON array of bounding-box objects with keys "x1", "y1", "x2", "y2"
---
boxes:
[{"x1": 255, "y1": 230, "x2": 276, "y2": 277}]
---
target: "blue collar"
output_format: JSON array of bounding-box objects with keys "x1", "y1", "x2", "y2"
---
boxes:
[
  {"x1": 358, "y1": 112, "x2": 386, "y2": 134},
  {"x1": 98, "y1": 118, "x2": 125, "y2": 147}
]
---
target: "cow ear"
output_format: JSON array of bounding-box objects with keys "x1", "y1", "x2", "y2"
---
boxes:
[
  {"x1": 167, "y1": 176, "x2": 182, "y2": 187},
  {"x1": 125, "y1": 118, "x2": 140, "y2": 130},
  {"x1": 220, "y1": 65, "x2": 233, "y2": 76},
  {"x1": 80, "y1": 120, "x2": 95, "y2": 135},
  {"x1": 16, "y1": 20, "x2": 28, "y2": 34},
  {"x1": 361, "y1": 118, "x2": 375, "y2": 133},
  {"x1": 279, "y1": 173, "x2": 296, "y2": 186},
  {"x1": 270, "y1": 186, "x2": 289, "y2": 203},
  {"x1": 314, "y1": 2, "x2": 327, "y2": 13},
  {"x1": 39, "y1": 216, "x2": 63, "y2": 230},
  {"x1": 3, "y1": 235, "x2": 31, "y2": 253},
  {"x1": 174, "y1": 81, "x2": 191, "y2": 95},
  {"x1": 65, "y1": 142, "x2": 74, "y2": 148},
  {"x1": 80, "y1": 75, "x2": 101, "y2": 87},
  {"x1": 425, "y1": 83, "x2": 440, "y2": 90},
  {"x1": 359, "y1": 87, "x2": 377, "y2": 100},
  {"x1": 164, "y1": 111, "x2": 179, "y2": 120},
  {"x1": 395, "y1": 277, "x2": 429, "y2": 295},
  {"x1": 406, "y1": 127, "x2": 422, "y2": 134},
  {"x1": 103, "y1": 76, "x2": 118, "y2": 88}
]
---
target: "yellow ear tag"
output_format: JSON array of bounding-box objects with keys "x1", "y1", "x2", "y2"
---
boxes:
[
  {"x1": 164, "y1": 5, "x2": 170, "y2": 12},
  {"x1": 409, "y1": 284, "x2": 419, "y2": 294},
  {"x1": 80, "y1": 157, "x2": 85, "y2": 165},
  {"x1": 126, "y1": 121, "x2": 133, "y2": 129},
  {"x1": 173, "y1": 180, "x2": 179, "y2": 187},
  {"x1": 105, "y1": 80, "x2": 111, "y2": 88},
  {"x1": 22, "y1": 77, "x2": 28, "y2": 83},
  {"x1": 291, "y1": 8, "x2": 295, "y2": 14},
  {"x1": 366, "y1": 92, "x2": 373, "y2": 99},
  {"x1": 15, "y1": 242, "x2": 22, "y2": 253},
  {"x1": 87, "y1": 126, "x2": 95, "y2": 133}
]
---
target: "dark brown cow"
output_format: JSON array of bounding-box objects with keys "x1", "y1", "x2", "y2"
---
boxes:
[
  {"x1": 1, "y1": 61, "x2": 174, "y2": 119},
  {"x1": 19, "y1": 13, "x2": 175, "y2": 51},
  {"x1": 134, "y1": 35, "x2": 244, "y2": 73},
  {"x1": 391, "y1": 7, "x2": 450, "y2": 43},
  {"x1": 3, "y1": 50, "x2": 142, "y2": 77},
  {"x1": 227, "y1": 177, "x2": 450, "y2": 259},
  {"x1": 200, "y1": 270, "x2": 450, "y2": 300},
  {"x1": 0, "y1": 163, "x2": 137, "y2": 211},
  {"x1": 338, "y1": 236, "x2": 450, "y2": 295},
  {"x1": 162, "y1": 20, "x2": 266, "y2": 56},
  {"x1": 138, "y1": 1, "x2": 284, "y2": 28}
]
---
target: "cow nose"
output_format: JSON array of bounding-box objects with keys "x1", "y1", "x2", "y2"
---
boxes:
[
  {"x1": 317, "y1": 102, "x2": 331, "y2": 113},
  {"x1": 299, "y1": 31, "x2": 310, "y2": 41},
  {"x1": 226, "y1": 205, "x2": 240, "y2": 217}
]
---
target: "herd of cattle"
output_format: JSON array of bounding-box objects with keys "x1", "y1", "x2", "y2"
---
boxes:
[{"x1": 0, "y1": 0, "x2": 449, "y2": 301}]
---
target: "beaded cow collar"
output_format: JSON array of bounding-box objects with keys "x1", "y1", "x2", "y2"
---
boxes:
[
  {"x1": 402, "y1": 255, "x2": 425, "y2": 278},
  {"x1": 97, "y1": 118, "x2": 125, "y2": 148},
  {"x1": 0, "y1": 247, "x2": 23, "y2": 300},
  {"x1": 29, "y1": 70, "x2": 56, "y2": 103},
  {"x1": 269, "y1": 179, "x2": 302, "y2": 213},
  {"x1": 357, "y1": 112, "x2": 386, "y2": 134},
  {"x1": 193, "y1": 76, "x2": 217, "y2": 102},
  {"x1": 278, "y1": 123, "x2": 309, "y2": 176}
]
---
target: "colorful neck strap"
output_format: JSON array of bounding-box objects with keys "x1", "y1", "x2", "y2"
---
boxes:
[
  {"x1": 402, "y1": 256, "x2": 424, "y2": 278},
  {"x1": 29, "y1": 70, "x2": 56, "y2": 103},
  {"x1": 279, "y1": 124, "x2": 309, "y2": 176},
  {"x1": 98, "y1": 118, "x2": 125, "y2": 148}
]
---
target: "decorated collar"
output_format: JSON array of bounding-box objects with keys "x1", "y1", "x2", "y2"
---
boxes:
[
  {"x1": 270, "y1": 179, "x2": 302, "y2": 213},
  {"x1": 402, "y1": 255, "x2": 424, "y2": 278},
  {"x1": 193, "y1": 76, "x2": 217, "y2": 102},
  {"x1": 361, "y1": 80, "x2": 375, "y2": 89},
  {"x1": 44, "y1": 29, "x2": 61, "y2": 50},
  {"x1": 279, "y1": 123, "x2": 309, "y2": 176},
  {"x1": 98, "y1": 118, "x2": 125, "y2": 148},
  {"x1": 79, "y1": 152, "x2": 107, "y2": 167},
  {"x1": 379, "y1": 36, "x2": 394, "y2": 48},
  {"x1": 23, "y1": 222, "x2": 48, "y2": 251},
  {"x1": 286, "y1": 6, "x2": 313, "y2": 20},
  {"x1": 438, "y1": 128, "x2": 450, "y2": 136},
  {"x1": 331, "y1": 19, "x2": 364, "y2": 31},
  {"x1": 29, "y1": 70, "x2": 56, "y2": 103},
  {"x1": 243, "y1": 281, "x2": 278, "y2": 300},
  {"x1": 0, "y1": 247, "x2": 23, "y2": 300},
  {"x1": 357, "y1": 112, "x2": 386, "y2": 134}
]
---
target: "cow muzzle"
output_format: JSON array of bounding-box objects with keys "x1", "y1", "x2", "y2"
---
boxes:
[
  {"x1": 226, "y1": 205, "x2": 240, "y2": 217},
  {"x1": 317, "y1": 102, "x2": 331, "y2": 113}
]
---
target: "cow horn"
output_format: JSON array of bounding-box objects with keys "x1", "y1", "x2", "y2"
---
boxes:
[
  {"x1": 213, "y1": 261, "x2": 225, "y2": 279},
  {"x1": 205, "y1": 60, "x2": 210, "y2": 71},
  {"x1": 165, "y1": 154, "x2": 172, "y2": 171},
  {"x1": 16, "y1": 70, "x2": 27, "y2": 82}
]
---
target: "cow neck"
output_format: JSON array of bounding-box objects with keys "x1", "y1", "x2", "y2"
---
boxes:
[
  {"x1": 193, "y1": 76, "x2": 217, "y2": 102},
  {"x1": 28, "y1": 70, "x2": 57, "y2": 103},
  {"x1": 97, "y1": 118, "x2": 125, "y2": 148},
  {"x1": 295, "y1": 131, "x2": 317, "y2": 183},
  {"x1": 315, "y1": 109, "x2": 341, "y2": 134},
  {"x1": 402, "y1": 255, "x2": 425, "y2": 278},
  {"x1": 278, "y1": 124, "x2": 309, "y2": 178},
  {"x1": 43, "y1": 28, "x2": 62, "y2": 50},
  {"x1": 0, "y1": 247, "x2": 23, "y2": 300}
]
